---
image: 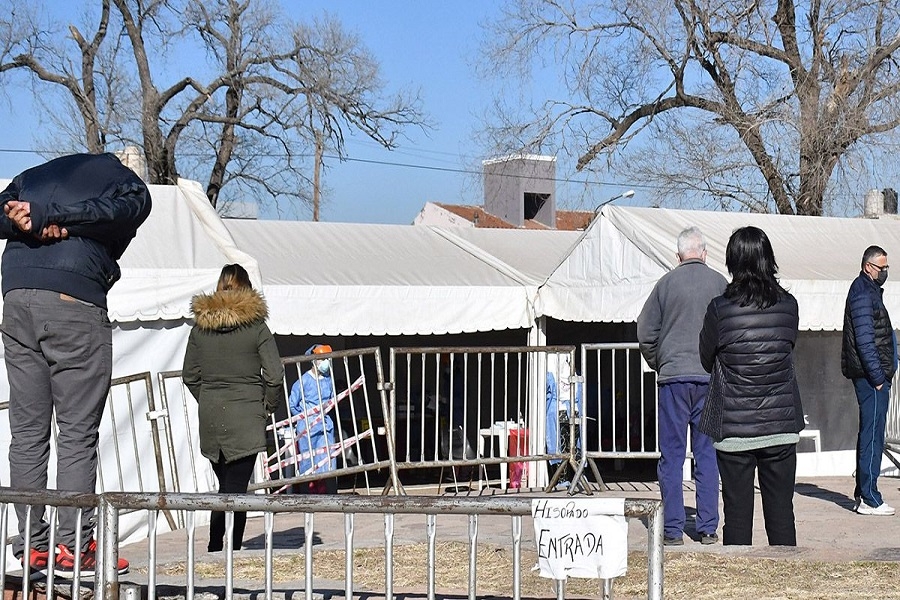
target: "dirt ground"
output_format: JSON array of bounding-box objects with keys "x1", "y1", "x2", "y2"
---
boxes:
[{"x1": 170, "y1": 543, "x2": 900, "y2": 600}]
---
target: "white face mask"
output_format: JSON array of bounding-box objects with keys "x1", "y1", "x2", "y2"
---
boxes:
[{"x1": 316, "y1": 359, "x2": 331, "y2": 375}]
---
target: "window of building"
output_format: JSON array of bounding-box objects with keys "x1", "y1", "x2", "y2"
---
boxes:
[{"x1": 524, "y1": 192, "x2": 549, "y2": 221}]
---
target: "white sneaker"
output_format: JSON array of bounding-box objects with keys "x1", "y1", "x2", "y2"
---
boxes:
[{"x1": 856, "y1": 501, "x2": 895, "y2": 516}]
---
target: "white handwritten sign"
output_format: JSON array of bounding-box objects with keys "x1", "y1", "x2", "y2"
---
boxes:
[{"x1": 531, "y1": 498, "x2": 628, "y2": 580}]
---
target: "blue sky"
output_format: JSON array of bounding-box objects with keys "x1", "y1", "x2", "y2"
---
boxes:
[
  {"x1": 0, "y1": 1, "x2": 640, "y2": 224},
  {"x1": 290, "y1": 1, "x2": 500, "y2": 224},
  {"x1": 283, "y1": 0, "x2": 632, "y2": 225}
]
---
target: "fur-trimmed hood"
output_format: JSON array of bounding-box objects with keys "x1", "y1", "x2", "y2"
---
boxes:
[{"x1": 190, "y1": 287, "x2": 269, "y2": 332}]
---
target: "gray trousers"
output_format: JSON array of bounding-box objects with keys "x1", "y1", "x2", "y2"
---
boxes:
[{"x1": 2, "y1": 288, "x2": 112, "y2": 554}]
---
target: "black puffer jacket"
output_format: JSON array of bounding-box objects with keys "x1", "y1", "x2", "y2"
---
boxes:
[{"x1": 698, "y1": 292, "x2": 804, "y2": 441}]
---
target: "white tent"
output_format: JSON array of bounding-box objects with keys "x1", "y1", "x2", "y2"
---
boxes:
[
  {"x1": 535, "y1": 204, "x2": 900, "y2": 477},
  {"x1": 223, "y1": 220, "x2": 577, "y2": 336},
  {"x1": 112, "y1": 180, "x2": 260, "y2": 321},
  {"x1": 537, "y1": 204, "x2": 900, "y2": 330}
]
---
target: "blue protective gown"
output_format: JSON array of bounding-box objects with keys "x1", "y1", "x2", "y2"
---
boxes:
[
  {"x1": 289, "y1": 369, "x2": 336, "y2": 474},
  {"x1": 546, "y1": 370, "x2": 582, "y2": 462}
]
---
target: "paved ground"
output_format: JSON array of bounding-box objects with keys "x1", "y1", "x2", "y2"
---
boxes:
[{"x1": 11, "y1": 475, "x2": 900, "y2": 598}]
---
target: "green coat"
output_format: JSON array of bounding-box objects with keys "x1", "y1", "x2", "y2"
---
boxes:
[{"x1": 182, "y1": 287, "x2": 285, "y2": 463}]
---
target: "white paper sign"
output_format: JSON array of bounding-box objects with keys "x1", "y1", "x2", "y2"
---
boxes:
[{"x1": 532, "y1": 498, "x2": 628, "y2": 580}]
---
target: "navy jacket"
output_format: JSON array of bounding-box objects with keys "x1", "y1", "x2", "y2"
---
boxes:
[
  {"x1": 841, "y1": 272, "x2": 897, "y2": 387},
  {"x1": 0, "y1": 153, "x2": 152, "y2": 309},
  {"x1": 699, "y1": 292, "x2": 804, "y2": 440}
]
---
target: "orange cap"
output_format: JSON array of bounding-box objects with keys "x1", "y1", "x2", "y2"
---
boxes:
[{"x1": 313, "y1": 344, "x2": 333, "y2": 355}]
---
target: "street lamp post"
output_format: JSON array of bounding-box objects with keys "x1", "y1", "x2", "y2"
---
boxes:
[{"x1": 594, "y1": 189, "x2": 635, "y2": 214}]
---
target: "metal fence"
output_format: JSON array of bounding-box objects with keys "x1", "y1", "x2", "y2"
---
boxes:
[
  {"x1": 883, "y1": 377, "x2": 900, "y2": 468},
  {"x1": 144, "y1": 343, "x2": 661, "y2": 498},
  {"x1": 0, "y1": 487, "x2": 664, "y2": 600},
  {"x1": 388, "y1": 346, "x2": 581, "y2": 493},
  {"x1": 254, "y1": 346, "x2": 396, "y2": 495},
  {"x1": 155, "y1": 369, "x2": 215, "y2": 527},
  {"x1": 570, "y1": 343, "x2": 659, "y2": 491},
  {"x1": 0, "y1": 343, "x2": 662, "y2": 514}
]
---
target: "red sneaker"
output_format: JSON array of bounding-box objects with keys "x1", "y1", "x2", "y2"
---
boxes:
[
  {"x1": 55, "y1": 539, "x2": 129, "y2": 577},
  {"x1": 20, "y1": 547, "x2": 50, "y2": 579}
]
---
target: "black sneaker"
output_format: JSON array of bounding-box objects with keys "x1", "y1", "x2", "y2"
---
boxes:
[
  {"x1": 663, "y1": 536, "x2": 684, "y2": 546},
  {"x1": 700, "y1": 532, "x2": 719, "y2": 545}
]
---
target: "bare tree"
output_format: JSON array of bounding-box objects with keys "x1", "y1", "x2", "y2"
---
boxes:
[
  {"x1": 484, "y1": 0, "x2": 900, "y2": 215},
  {"x1": 0, "y1": 0, "x2": 427, "y2": 214},
  {"x1": 0, "y1": 1, "x2": 125, "y2": 154}
]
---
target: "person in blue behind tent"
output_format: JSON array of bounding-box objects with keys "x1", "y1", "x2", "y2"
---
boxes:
[
  {"x1": 546, "y1": 352, "x2": 583, "y2": 486},
  {"x1": 289, "y1": 344, "x2": 337, "y2": 493}
]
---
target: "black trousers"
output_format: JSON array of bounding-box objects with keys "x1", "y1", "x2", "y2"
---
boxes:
[
  {"x1": 716, "y1": 443, "x2": 797, "y2": 546},
  {"x1": 209, "y1": 453, "x2": 257, "y2": 551}
]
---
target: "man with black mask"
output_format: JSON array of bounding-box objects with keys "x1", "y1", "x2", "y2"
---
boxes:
[{"x1": 842, "y1": 245, "x2": 897, "y2": 516}]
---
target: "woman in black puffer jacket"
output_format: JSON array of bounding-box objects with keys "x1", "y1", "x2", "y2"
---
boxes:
[{"x1": 699, "y1": 226, "x2": 804, "y2": 546}]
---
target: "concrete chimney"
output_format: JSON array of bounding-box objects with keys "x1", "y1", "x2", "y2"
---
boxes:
[{"x1": 482, "y1": 155, "x2": 556, "y2": 228}]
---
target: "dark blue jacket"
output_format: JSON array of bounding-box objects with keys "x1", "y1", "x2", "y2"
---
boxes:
[
  {"x1": 841, "y1": 272, "x2": 897, "y2": 387},
  {"x1": 0, "y1": 153, "x2": 152, "y2": 309}
]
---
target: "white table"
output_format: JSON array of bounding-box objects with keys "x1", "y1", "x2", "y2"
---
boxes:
[
  {"x1": 478, "y1": 422, "x2": 525, "y2": 489},
  {"x1": 799, "y1": 429, "x2": 821, "y2": 453}
]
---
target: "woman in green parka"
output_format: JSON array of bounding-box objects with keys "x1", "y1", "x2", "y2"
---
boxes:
[{"x1": 182, "y1": 264, "x2": 285, "y2": 552}]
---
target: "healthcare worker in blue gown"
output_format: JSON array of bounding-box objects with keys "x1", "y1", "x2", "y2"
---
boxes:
[
  {"x1": 546, "y1": 352, "x2": 583, "y2": 487},
  {"x1": 289, "y1": 344, "x2": 338, "y2": 493}
]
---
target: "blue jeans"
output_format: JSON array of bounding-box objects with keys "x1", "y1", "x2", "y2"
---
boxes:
[
  {"x1": 853, "y1": 378, "x2": 891, "y2": 507},
  {"x1": 657, "y1": 381, "x2": 720, "y2": 539}
]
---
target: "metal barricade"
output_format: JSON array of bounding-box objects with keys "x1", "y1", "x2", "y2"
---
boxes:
[
  {"x1": 572, "y1": 343, "x2": 659, "y2": 490},
  {"x1": 388, "y1": 346, "x2": 580, "y2": 493},
  {"x1": 102, "y1": 373, "x2": 180, "y2": 530},
  {"x1": 255, "y1": 347, "x2": 396, "y2": 495},
  {"x1": 0, "y1": 487, "x2": 664, "y2": 600},
  {"x1": 99, "y1": 373, "x2": 156, "y2": 494},
  {"x1": 96, "y1": 491, "x2": 662, "y2": 600},
  {"x1": 0, "y1": 489, "x2": 100, "y2": 600},
  {"x1": 883, "y1": 374, "x2": 900, "y2": 468},
  {"x1": 155, "y1": 370, "x2": 219, "y2": 527}
]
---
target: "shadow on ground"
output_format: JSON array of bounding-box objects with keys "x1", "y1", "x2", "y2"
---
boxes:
[
  {"x1": 794, "y1": 482, "x2": 856, "y2": 513},
  {"x1": 243, "y1": 527, "x2": 322, "y2": 550}
]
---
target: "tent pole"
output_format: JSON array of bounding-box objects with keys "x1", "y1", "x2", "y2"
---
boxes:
[{"x1": 527, "y1": 317, "x2": 547, "y2": 489}]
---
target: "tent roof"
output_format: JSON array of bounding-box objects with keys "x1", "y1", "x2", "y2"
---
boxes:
[
  {"x1": 113, "y1": 180, "x2": 261, "y2": 322},
  {"x1": 538, "y1": 205, "x2": 900, "y2": 331},
  {"x1": 224, "y1": 220, "x2": 573, "y2": 336},
  {"x1": 432, "y1": 227, "x2": 579, "y2": 285},
  {"x1": 11, "y1": 172, "x2": 889, "y2": 334}
]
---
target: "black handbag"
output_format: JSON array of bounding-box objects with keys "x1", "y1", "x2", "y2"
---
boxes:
[{"x1": 699, "y1": 359, "x2": 726, "y2": 442}]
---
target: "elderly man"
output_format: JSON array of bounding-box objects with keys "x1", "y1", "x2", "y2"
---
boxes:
[{"x1": 637, "y1": 226, "x2": 727, "y2": 545}]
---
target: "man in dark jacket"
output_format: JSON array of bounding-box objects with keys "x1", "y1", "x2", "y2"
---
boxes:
[
  {"x1": 637, "y1": 226, "x2": 727, "y2": 546},
  {"x1": 842, "y1": 245, "x2": 898, "y2": 516},
  {"x1": 0, "y1": 153, "x2": 152, "y2": 575}
]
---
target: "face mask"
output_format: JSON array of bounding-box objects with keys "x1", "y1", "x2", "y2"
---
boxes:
[
  {"x1": 316, "y1": 359, "x2": 331, "y2": 375},
  {"x1": 876, "y1": 270, "x2": 888, "y2": 286}
]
